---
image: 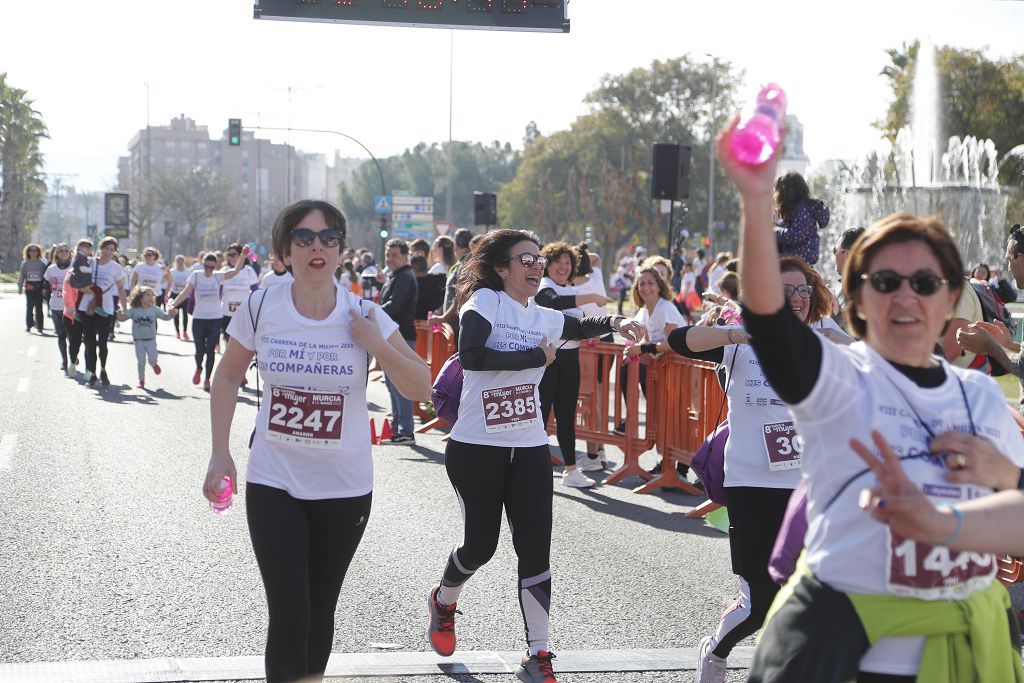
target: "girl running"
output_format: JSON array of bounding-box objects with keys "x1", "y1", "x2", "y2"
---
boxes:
[
  {"x1": 206, "y1": 199, "x2": 430, "y2": 683},
  {"x1": 122, "y1": 285, "x2": 174, "y2": 389},
  {"x1": 425, "y1": 229, "x2": 645, "y2": 683}
]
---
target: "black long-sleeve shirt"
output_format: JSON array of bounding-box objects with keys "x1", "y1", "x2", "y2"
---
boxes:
[{"x1": 378, "y1": 264, "x2": 418, "y2": 341}]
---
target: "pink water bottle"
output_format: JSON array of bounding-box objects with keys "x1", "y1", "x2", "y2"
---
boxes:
[
  {"x1": 210, "y1": 476, "x2": 234, "y2": 516},
  {"x1": 431, "y1": 323, "x2": 441, "y2": 334},
  {"x1": 244, "y1": 245, "x2": 258, "y2": 263},
  {"x1": 624, "y1": 339, "x2": 639, "y2": 363},
  {"x1": 730, "y1": 83, "x2": 787, "y2": 165}
]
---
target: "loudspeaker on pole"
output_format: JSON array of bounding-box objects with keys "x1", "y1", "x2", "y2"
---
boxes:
[{"x1": 651, "y1": 143, "x2": 692, "y2": 201}]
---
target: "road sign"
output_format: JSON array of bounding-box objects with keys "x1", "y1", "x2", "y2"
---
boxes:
[
  {"x1": 435, "y1": 222, "x2": 452, "y2": 236},
  {"x1": 373, "y1": 195, "x2": 392, "y2": 215},
  {"x1": 104, "y1": 192, "x2": 130, "y2": 227},
  {"x1": 390, "y1": 191, "x2": 433, "y2": 241}
]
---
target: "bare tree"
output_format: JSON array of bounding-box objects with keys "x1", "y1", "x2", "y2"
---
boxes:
[{"x1": 151, "y1": 166, "x2": 241, "y2": 254}]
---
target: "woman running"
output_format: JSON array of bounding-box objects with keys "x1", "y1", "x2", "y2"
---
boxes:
[
  {"x1": 717, "y1": 118, "x2": 1024, "y2": 682},
  {"x1": 425, "y1": 229, "x2": 645, "y2": 683},
  {"x1": 205, "y1": 199, "x2": 430, "y2": 683},
  {"x1": 169, "y1": 253, "x2": 225, "y2": 392},
  {"x1": 18, "y1": 242, "x2": 47, "y2": 333},
  {"x1": 220, "y1": 242, "x2": 259, "y2": 342},
  {"x1": 76, "y1": 236, "x2": 127, "y2": 387},
  {"x1": 130, "y1": 247, "x2": 173, "y2": 307},
  {"x1": 169, "y1": 255, "x2": 192, "y2": 340},
  {"x1": 534, "y1": 241, "x2": 611, "y2": 488},
  {"x1": 43, "y1": 243, "x2": 73, "y2": 372}
]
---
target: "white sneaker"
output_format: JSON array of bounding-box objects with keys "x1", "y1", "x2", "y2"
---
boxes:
[
  {"x1": 578, "y1": 454, "x2": 603, "y2": 472},
  {"x1": 562, "y1": 469, "x2": 595, "y2": 488},
  {"x1": 695, "y1": 635, "x2": 727, "y2": 683},
  {"x1": 67, "y1": 362, "x2": 77, "y2": 378}
]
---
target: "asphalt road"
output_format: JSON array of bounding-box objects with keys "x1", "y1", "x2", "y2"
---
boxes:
[{"x1": 0, "y1": 287, "x2": 750, "y2": 682}]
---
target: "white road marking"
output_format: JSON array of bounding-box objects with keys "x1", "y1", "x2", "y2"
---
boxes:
[
  {"x1": 0, "y1": 434, "x2": 16, "y2": 471},
  {"x1": 16, "y1": 377, "x2": 30, "y2": 393}
]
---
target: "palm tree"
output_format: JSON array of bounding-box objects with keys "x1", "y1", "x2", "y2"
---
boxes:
[{"x1": 0, "y1": 73, "x2": 49, "y2": 271}]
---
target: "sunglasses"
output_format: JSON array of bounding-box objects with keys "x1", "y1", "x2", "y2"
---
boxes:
[
  {"x1": 226, "y1": 251, "x2": 239, "y2": 257},
  {"x1": 507, "y1": 252, "x2": 547, "y2": 269},
  {"x1": 861, "y1": 270, "x2": 948, "y2": 296},
  {"x1": 782, "y1": 284, "x2": 814, "y2": 299},
  {"x1": 291, "y1": 228, "x2": 342, "y2": 249}
]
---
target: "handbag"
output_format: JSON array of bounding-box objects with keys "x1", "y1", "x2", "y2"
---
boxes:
[
  {"x1": 431, "y1": 352, "x2": 463, "y2": 424},
  {"x1": 689, "y1": 342, "x2": 739, "y2": 505}
]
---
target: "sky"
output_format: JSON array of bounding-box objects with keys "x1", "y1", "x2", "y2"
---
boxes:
[{"x1": 2, "y1": 0, "x2": 1022, "y2": 193}]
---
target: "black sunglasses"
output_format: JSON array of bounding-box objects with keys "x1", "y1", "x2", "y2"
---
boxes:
[
  {"x1": 782, "y1": 284, "x2": 814, "y2": 299},
  {"x1": 861, "y1": 270, "x2": 948, "y2": 296},
  {"x1": 291, "y1": 228, "x2": 342, "y2": 249},
  {"x1": 506, "y1": 252, "x2": 547, "y2": 269}
]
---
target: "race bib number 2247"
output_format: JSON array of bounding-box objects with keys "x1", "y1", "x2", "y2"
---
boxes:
[{"x1": 266, "y1": 387, "x2": 344, "y2": 449}]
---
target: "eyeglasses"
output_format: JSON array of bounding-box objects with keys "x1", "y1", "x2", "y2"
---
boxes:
[
  {"x1": 861, "y1": 270, "x2": 948, "y2": 296},
  {"x1": 506, "y1": 252, "x2": 547, "y2": 269},
  {"x1": 782, "y1": 284, "x2": 814, "y2": 298},
  {"x1": 290, "y1": 228, "x2": 342, "y2": 249},
  {"x1": 57, "y1": 248, "x2": 71, "y2": 254},
  {"x1": 144, "y1": 252, "x2": 156, "y2": 257},
  {"x1": 226, "y1": 251, "x2": 239, "y2": 257}
]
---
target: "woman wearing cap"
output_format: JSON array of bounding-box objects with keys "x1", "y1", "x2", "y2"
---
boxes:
[
  {"x1": 205, "y1": 199, "x2": 430, "y2": 683},
  {"x1": 717, "y1": 117, "x2": 1024, "y2": 683},
  {"x1": 425, "y1": 229, "x2": 645, "y2": 683}
]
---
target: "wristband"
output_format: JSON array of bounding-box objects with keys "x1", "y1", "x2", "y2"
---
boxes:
[
  {"x1": 640, "y1": 343, "x2": 657, "y2": 355},
  {"x1": 936, "y1": 504, "x2": 964, "y2": 548}
]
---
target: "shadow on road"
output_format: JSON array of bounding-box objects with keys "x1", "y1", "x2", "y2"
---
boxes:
[{"x1": 553, "y1": 486, "x2": 724, "y2": 537}]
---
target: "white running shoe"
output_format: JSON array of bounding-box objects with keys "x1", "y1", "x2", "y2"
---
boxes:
[
  {"x1": 695, "y1": 635, "x2": 727, "y2": 683},
  {"x1": 578, "y1": 454, "x2": 604, "y2": 472},
  {"x1": 562, "y1": 469, "x2": 596, "y2": 488}
]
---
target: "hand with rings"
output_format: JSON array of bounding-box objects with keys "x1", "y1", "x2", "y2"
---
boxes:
[{"x1": 930, "y1": 431, "x2": 1022, "y2": 491}]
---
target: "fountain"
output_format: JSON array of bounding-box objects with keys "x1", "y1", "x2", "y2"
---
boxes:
[{"x1": 820, "y1": 39, "x2": 1012, "y2": 281}]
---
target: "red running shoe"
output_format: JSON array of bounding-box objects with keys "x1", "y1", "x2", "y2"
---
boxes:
[
  {"x1": 515, "y1": 651, "x2": 557, "y2": 683},
  {"x1": 192, "y1": 369, "x2": 201, "y2": 385},
  {"x1": 183, "y1": 332, "x2": 190, "y2": 341},
  {"x1": 203, "y1": 379, "x2": 211, "y2": 392},
  {"x1": 153, "y1": 364, "x2": 162, "y2": 375},
  {"x1": 427, "y1": 586, "x2": 460, "y2": 657}
]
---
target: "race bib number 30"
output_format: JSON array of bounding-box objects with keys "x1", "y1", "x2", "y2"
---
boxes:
[
  {"x1": 481, "y1": 384, "x2": 538, "y2": 433},
  {"x1": 762, "y1": 421, "x2": 802, "y2": 472},
  {"x1": 887, "y1": 530, "x2": 995, "y2": 600},
  {"x1": 266, "y1": 387, "x2": 344, "y2": 449}
]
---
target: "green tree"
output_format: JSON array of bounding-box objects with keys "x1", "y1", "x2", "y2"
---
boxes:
[{"x1": 0, "y1": 73, "x2": 48, "y2": 271}]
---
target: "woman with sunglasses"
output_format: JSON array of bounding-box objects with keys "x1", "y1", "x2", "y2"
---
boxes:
[
  {"x1": 648, "y1": 256, "x2": 832, "y2": 683},
  {"x1": 205, "y1": 200, "x2": 429, "y2": 683},
  {"x1": 43, "y1": 243, "x2": 73, "y2": 372},
  {"x1": 18, "y1": 242, "x2": 47, "y2": 333},
  {"x1": 425, "y1": 229, "x2": 645, "y2": 683},
  {"x1": 169, "y1": 253, "x2": 227, "y2": 392},
  {"x1": 130, "y1": 247, "x2": 173, "y2": 308},
  {"x1": 219, "y1": 242, "x2": 259, "y2": 343},
  {"x1": 717, "y1": 118, "x2": 1024, "y2": 683}
]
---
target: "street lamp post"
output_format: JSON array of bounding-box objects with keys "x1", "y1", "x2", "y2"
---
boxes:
[{"x1": 706, "y1": 54, "x2": 718, "y2": 252}]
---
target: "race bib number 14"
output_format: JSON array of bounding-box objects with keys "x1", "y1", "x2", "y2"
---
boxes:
[
  {"x1": 481, "y1": 384, "x2": 538, "y2": 433},
  {"x1": 266, "y1": 387, "x2": 344, "y2": 449},
  {"x1": 887, "y1": 531, "x2": 995, "y2": 600}
]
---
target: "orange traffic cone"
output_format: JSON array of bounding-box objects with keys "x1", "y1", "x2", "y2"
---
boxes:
[
  {"x1": 369, "y1": 418, "x2": 379, "y2": 445},
  {"x1": 379, "y1": 419, "x2": 393, "y2": 442}
]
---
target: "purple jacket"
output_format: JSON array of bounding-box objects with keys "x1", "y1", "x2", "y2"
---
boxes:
[{"x1": 774, "y1": 199, "x2": 829, "y2": 265}]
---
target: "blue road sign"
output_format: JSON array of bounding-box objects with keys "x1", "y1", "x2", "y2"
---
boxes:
[{"x1": 374, "y1": 195, "x2": 392, "y2": 214}]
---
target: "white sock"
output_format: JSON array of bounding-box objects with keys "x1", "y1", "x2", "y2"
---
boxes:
[
  {"x1": 528, "y1": 643, "x2": 548, "y2": 656},
  {"x1": 437, "y1": 584, "x2": 463, "y2": 606}
]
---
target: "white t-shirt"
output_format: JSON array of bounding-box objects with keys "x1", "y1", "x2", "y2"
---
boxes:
[
  {"x1": 43, "y1": 263, "x2": 70, "y2": 312},
  {"x1": 633, "y1": 298, "x2": 686, "y2": 344},
  {"x1": 680, "y1": 271, "x2": 697, "y2": 295},
  {"x1": 720, "y1": 341, "x2": 803, "y2": 489},
  {"x1": 707, "y1": 264, "x2": 728, "y2": 294},
  {"x1": 132, "y1": 263, "x2": 166, "y2": 295},
  {"x1": 450, "y1": 289, "x2": 565, "y2": 448},
  {"x1": 186, "y1": 270, "x2": 224, "y2": 320},
  {"x1": 794, "y1": 340, "x2": 1024, "y2": 675},
  {"x1": 170, "y1": 267, "x2": 191, "y2": 292},
  {"x1": 228, "y1": 285, "x2": 398, "y2": 500},
  {"x1": 260, "y1": 270, "x2": 294, "y2": 289},
  {"x1": 575, "y1": 267, "x2": 608, "y2": 319},
  {"x1": 539, "y1": 276, "x2": 583, "y2": 350},
  {"x1": 77, "y1": 259, "x2": 125, "y2": 314},
  {"x1": 220, "y1": 266, "x2": 259, "y2": 316},
  {"x1": 428, "y1": 261, "x2": 449, "y2": 276}
]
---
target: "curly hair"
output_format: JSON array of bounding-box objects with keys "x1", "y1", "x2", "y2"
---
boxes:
[
  {"x1": 540, "y1": 241, "x2": 578, "y2": 284},
  {"x1": 22, "y1": 243, "x2": 43, "y2": 260},
  {"x1": 630, "y1": 266, "x2": 675, "y2": 308}
]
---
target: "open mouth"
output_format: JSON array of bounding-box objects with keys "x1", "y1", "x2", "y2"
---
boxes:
[
  {"x1": 892, "y1": 315, "x2": 920, "y2": 325},
  {"x1": 525, "y1": 275, "x2": 540, "y2": 286},
  {"x1": 309, "y1": 258, "x2": 326, "y2": 270}
]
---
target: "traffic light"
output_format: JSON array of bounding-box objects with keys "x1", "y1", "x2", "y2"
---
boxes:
[
  {"x1": 228, "y1": 119, "x2": 242, "y2": 146},
  {"x1": 379, "y1": 228, "x2": 390, "y2": 239},
  {"x1": 379, "y1": 217, "x2": 389, "y2": 240}
]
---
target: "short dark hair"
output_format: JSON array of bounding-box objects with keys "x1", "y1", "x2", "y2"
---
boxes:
[
  {"x1": 453, "y1": 228, "x2": 473, "y2": 250},
  {"x1": 839, "y1": 227, "x2": 866, "y2": 251},
  {"x1": 410, "y1": 254, "x2": 428, "y2": 275},
  {"x1": 271, "y1": 199, "x2": 347, "y2": 263},
  {"x1": 540, "y1": 241, "x2": 578, "y2": 283},
  {"x1": 385, "y1": 238, "x2": 409, "y2": 255},
  {"x1": 410, "y1": 238, "x2": 430, "y2": 254},
  {"x1": 1009, "y1": 224, "x2": 1024, "y2": 259}
]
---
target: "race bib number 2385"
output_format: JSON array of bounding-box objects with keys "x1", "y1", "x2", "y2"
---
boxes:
[
  {"x1": 266, "y1": 387, "x2": 344, "y2": 449},
  {"x1": 481, "y1": 384, "x2": 538, "y2": 433}
]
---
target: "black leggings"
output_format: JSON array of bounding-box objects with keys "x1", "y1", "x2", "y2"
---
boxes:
[
  {"x1": 50, "y1": 310, "x2": 68, "y2": 367},
  {"x1": 246, "y1": 483, "x2": 371, "y2": 683},
  {"x1": 712, "y1": 486, "x2": 793, "y2": 659},
  {"x1": 539, "y1": 347, "x2": 580, "y2": 467},
  {"x1": 67, "y1": 316, "x2": 83, "y2": 365},
  {"x1": 25, "y1": 290, "x2": 44, "y2": 331},
  {"x1": 441, "y1": 440, "x2": 553, "y2": 650},
  {"x1": 169, "y1": 291, "x2": 188, "y2": 334},
  {"x1": 192, "y1": 318, "x2": 221, "y2": 380},
  {"x1": 80, "y1": 313, "x2": 113, "y2": 374},
  {"x1": 222, "y1": 315, "x2": 233, "y2": 342}
]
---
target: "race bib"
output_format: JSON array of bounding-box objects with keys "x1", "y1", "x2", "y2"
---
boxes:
[
  {"x1": 886, "y1": 530, "x2": 995, "y2": 600},
  {"x1": 266, "y1": 387, "x2": 344, "y2": 449},
  {"x1": 228, "y1": 301, "x2": 240, "y2": 313},
  {"x1": 481, "y1": 384, "x2": 538, "y2": 433},
  {"x1": 762, "y1": 420, "x2": 802, "y2": 471}
]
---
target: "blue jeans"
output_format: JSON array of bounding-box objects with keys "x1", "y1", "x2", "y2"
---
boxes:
[{"x1": 384, "y1": 339, "x2": 416, "y2": 437}]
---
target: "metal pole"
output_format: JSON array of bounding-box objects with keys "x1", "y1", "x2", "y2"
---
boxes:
[
  {"x1": 707, "y1": 56, "x2": 717, "y2": 252},
  {"x1": 445, "y1": 30, "x2": 454, "y2": 223},
  {"x1": 667, "y1": 201, "x2": 675, "y2": 258}
]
